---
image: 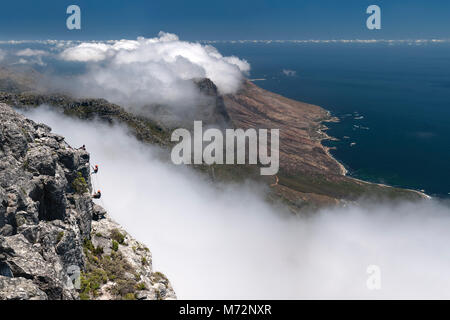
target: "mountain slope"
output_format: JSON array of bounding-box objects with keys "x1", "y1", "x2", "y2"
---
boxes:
[{"x1": 222, "y1": 80, "x2": 425, "y2": 207}]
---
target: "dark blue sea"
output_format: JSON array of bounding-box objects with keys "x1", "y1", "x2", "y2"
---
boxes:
[{"x1": 215, "y1": 42, "x2": 450, "y2": 198}]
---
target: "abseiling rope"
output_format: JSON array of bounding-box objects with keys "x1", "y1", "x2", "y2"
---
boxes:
[
  {"x1": 91, "y1": 170, "x2": 107, "y2": 209},
  {"x1": 91, "y1": 173, "x2": 97, "y2": 191},
  {"x1": 94, "y1": 171, "x2": 102, "y2": 192}
]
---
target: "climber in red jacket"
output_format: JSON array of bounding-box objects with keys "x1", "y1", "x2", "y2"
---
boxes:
[
  {"x1": 92, "y1": 165, "x2": 99, "y2": 174},
  {"x1": 92, "y1": 190, "x2": 101, "y2": 199}
]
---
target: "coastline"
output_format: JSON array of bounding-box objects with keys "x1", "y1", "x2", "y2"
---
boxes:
[
  {"x1": 317, "y1": 113, "x2": 349, "y2": 176},
  {"x1": 318, "y1": 111, "x2": 430, "y2": 200}
]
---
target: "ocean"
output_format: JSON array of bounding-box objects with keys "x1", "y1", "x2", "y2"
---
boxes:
[{"x1": 214, "y1": 42, "x2": 450, "y2": 198}]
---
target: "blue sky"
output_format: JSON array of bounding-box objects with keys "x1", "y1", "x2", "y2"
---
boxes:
[{"x1": 0, "y1": 0, "x2": 449, "y2": 40}]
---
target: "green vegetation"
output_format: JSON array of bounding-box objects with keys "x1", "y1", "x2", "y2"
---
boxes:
[
  {"x1": 111, "y1": 240, "x2": 119, "y2": 252},
  {"x1": 80, "y1": 237, "x2": 140, "y2": 300},
  {"x1": 136, "y1": 282, "x2": 147, "y2": 291},
  {"x1": 123, "y1": 293, "x2": 137, "y2": 300},
  {"x1": 79, "y1": 292, "x2": 90, "y2": 300},
  {"x1": 63, "y1": 105, "x2": 92, "y2": 119},
  {"x1": 22, "y1": 159, "x2": 29, "y2": 170},
  {"x1": 83, "y1": 239, "x2": 104, "y2": 256},
  {"x1": 56, "y1": 231, "x2": 64, "y2": 243},
  {"x1": 72, "y1": 172, "x2": 88, "y2": 194},
  {"x1": 141, "y1": 257, "x2": 148, "y2": 266},
  {"x1": 110, "y1": 228, "x2": 125, "y2": 244},
  {"x1": 155, "y1": 289, "x2": 162, "y2": 300},
  {"x1": 80, "y1": 267, "x2": 108, "y2": 299},
  {"x1": 93, "y1": 246, "x2": 104, "y2": 256},
  {"x1": 152, "y1": 271, "x2": 168, "y2": 283},
  {"x1": 278, "y1": 169, "x2": 423, "y2": 202}
]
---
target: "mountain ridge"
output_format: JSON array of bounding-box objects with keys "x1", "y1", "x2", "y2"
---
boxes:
[{"x1": 0, "y1": 66, "x2": 426, "y2": 209}]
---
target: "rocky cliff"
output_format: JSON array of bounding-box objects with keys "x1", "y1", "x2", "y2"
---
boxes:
[{"x1": 0, "y1": 103, "x2": 175, "y2": 300}]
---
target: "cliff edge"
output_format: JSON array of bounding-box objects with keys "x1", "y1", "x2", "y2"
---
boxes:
[{"x1": 0, "y1": 103, "x2": 175, "y2": 300}]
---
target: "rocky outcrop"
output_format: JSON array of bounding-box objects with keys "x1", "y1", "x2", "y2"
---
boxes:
[
  {"x1": 0, "y1": 276, "x2": 47, "y2": 300},
  {"x1": 0, "y1": 103, "x2": 175, "y2": 300},
  {"x1": 192, "y1": 78, "x2": 232, "y2": 127},
  {"x1": 83, "y1": 218, "x2": 176, "y2": 300}
]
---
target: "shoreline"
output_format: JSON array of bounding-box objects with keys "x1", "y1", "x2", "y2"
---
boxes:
[
  {"x1": 318, "y1": 111, "x2": 431, "y2": 199},
  {"x1": 317, "y1": 112, "x2": 348, "y2": 176}
]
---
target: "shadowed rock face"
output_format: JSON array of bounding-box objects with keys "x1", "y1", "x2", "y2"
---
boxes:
[
  {"x1": 0, "y1": 103, "x2": 175, "y2": 300},
  {"x1": 193, "y1": 78, "x2": 231, "y2": 127}
]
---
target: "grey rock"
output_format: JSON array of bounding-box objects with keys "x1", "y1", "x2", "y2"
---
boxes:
[
  {"x1": 0, "y1": 103, "x2": 175, "y2": 300},
  {"x1": 0, "y1": 224, "x2": 13, "y2": 236},
  {"x1": 0, "y1": 275, "x2": 47, "y2": 300},
  {"x1": 92, "y1": 204, "x2": 106, "y2": 221},
  {"x1": 0, "y1": 103, "x2": 94, "y2": 299},
  {"x1": 89, "y1": 217, "x2": 176, "y2": 300}
]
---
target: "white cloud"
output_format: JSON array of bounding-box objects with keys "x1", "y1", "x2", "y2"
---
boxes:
[
  {"x1": 59, "y1": 42, "x2": 113, "y2": 62},
  {"x1": 13, "y1": 56, "x2": 46, "y2": 66},
  {"x1": 22, "y1": 106, "x2": 450, "y2": 299},
  {"x1": 16, "y1": 58, "x2": 28, "y2": 64},
  {"x1": 57, "y1": 32, "x2": 250, "y2": 110},
  {"x1": 16, "y1": 48, "x2": 49, "y2": 57}
]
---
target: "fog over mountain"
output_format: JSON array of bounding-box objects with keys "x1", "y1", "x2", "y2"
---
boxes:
[
  {"x1": 21, "y1": 106, "x2": 450, "y2": 299},
  {"x1": 0, "y1": 32, "x2": 250, "y2": 120},
  {"x1": 56, "y1": 32, "x2": 250, "y2": 111}
]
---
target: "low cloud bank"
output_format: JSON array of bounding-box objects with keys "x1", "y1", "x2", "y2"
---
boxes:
[
  {"x1": 57, "y1": 32, "x2": 250, "y2": 111},
  {"x1": 16, "y1": 48, "x2": 49, "y2": 57},
  {"x1": 22, "y1": 107, "x2": 450, "y2": 299},
  {"x1": 1, "y1": 33, "x2": 250, "y2": 118}
]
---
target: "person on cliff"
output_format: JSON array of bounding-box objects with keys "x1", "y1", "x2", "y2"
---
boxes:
[
  {"x1": 92, "y1": 190, "x2": 101, "y2": 199},
  {"x1": 92, "y1": 165, "x2": 99, "y2": 174},
  {"x1": 78, "y1": 145, "x2": 86, "y2": 151}
]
